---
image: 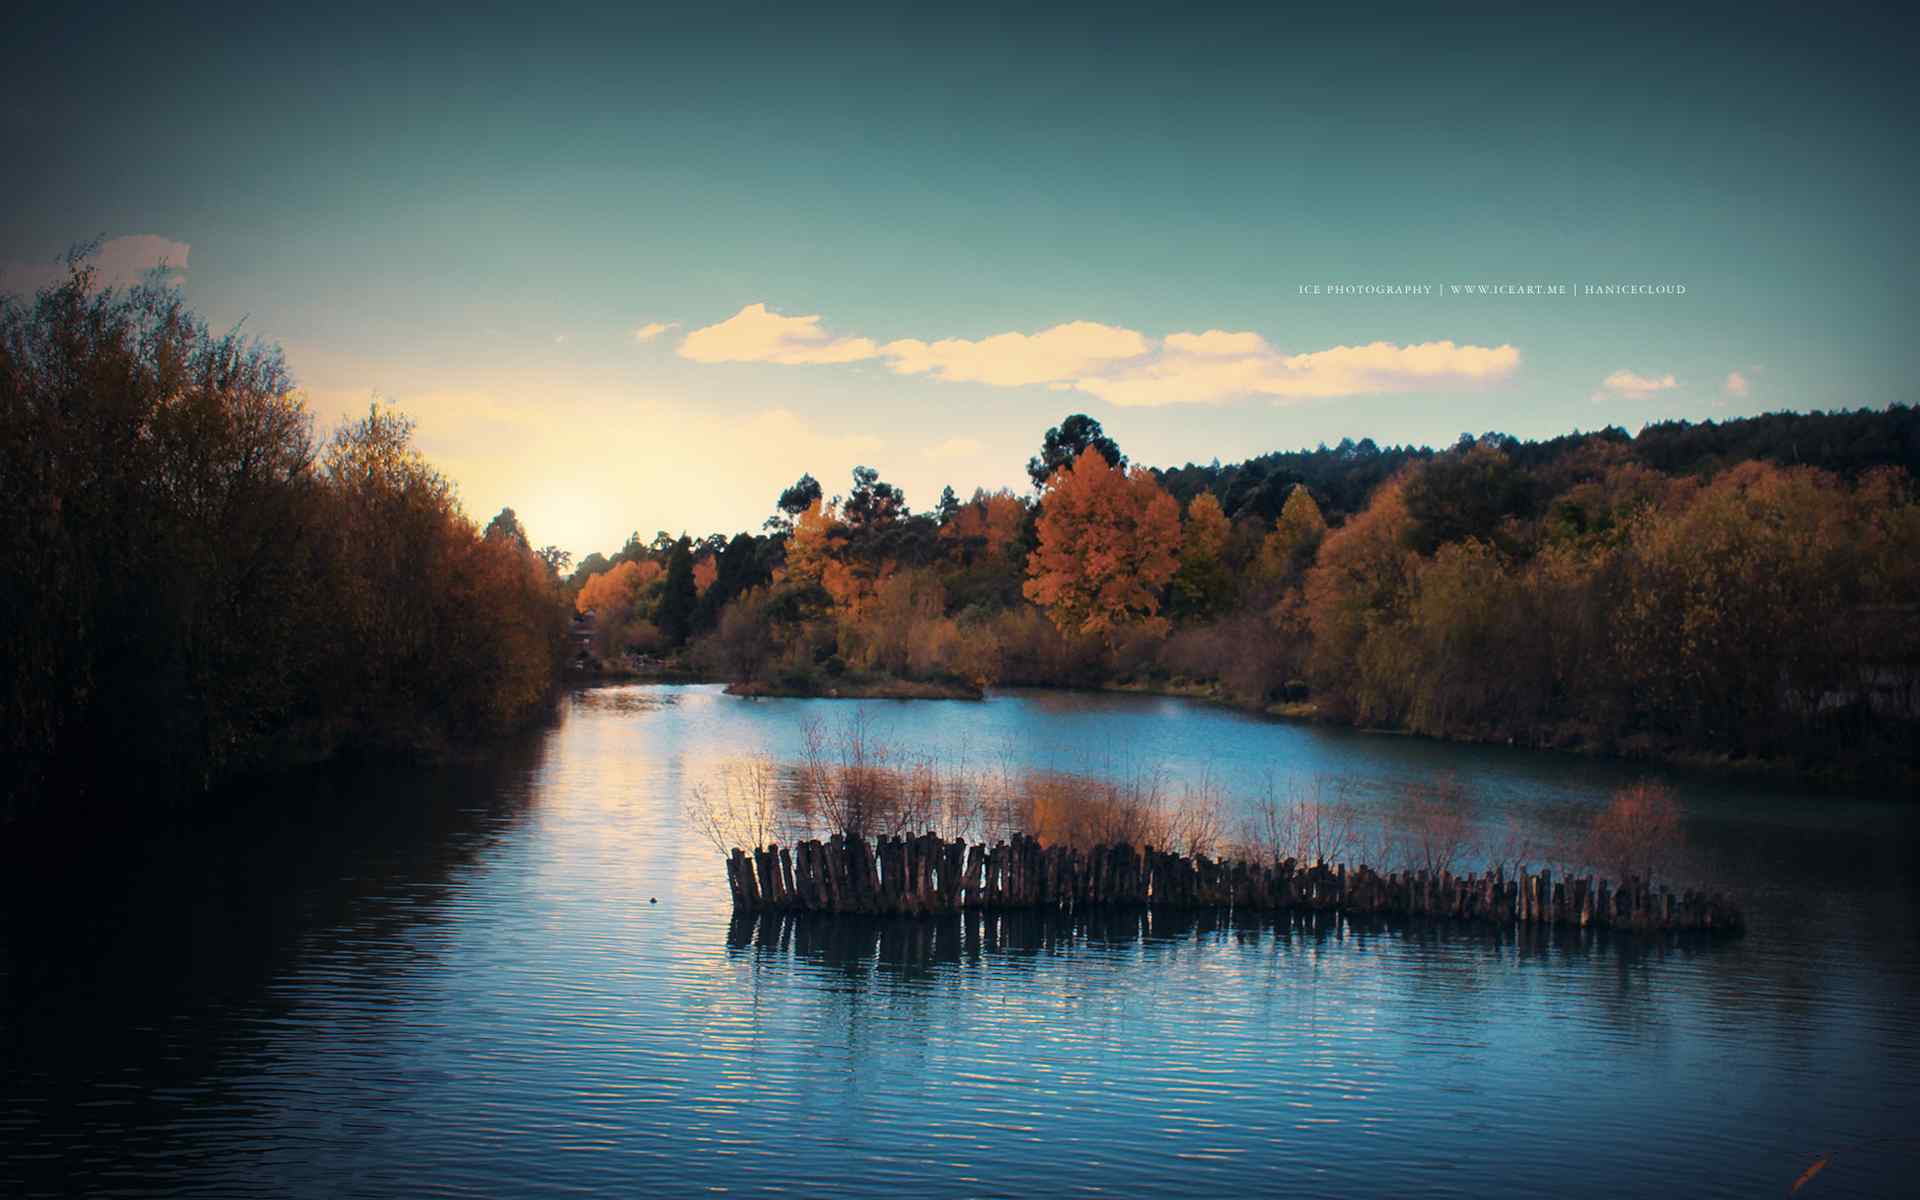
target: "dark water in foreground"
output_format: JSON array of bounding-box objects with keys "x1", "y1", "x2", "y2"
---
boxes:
[{"x1": 3, "y1": 685, "x2": 1917, "y2": 1197}]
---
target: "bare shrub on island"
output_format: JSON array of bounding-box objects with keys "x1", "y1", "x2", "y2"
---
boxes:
[
  {"x1": 798, "y1": 709, "x2": 897, "y2": 841},
  {"x1": 1235, "y1": 772, "x2": 1363, "y2": 866},
  {"x1": 1581, "y1": 780, "x2": 1684, "y2": 884},
  {"x1": 685, "y1": 754, "x2": 793, "y2": 856},
  {"x1": 1394, "y1": 773, "x2": 1474, "y2": 876},
  {"x1": 1481, "y1": 813, "x2": 1546, "y2": 880}
]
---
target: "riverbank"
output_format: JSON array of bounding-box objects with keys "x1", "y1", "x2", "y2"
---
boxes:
[
  {"x1": 725, "y1": 675, "x2": 983, "y2": 700},
  {"x1": 1096, "y1": 675, "x2": 1916, "y2": 787},
  {"x1": 566, "y1": 661, "x2": 717, "y2": 685}
]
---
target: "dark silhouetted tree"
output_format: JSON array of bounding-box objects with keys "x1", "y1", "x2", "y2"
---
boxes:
[
  {"x1": 844, "y1": 466, "x2": 907, "y2": 530},
  {"x1": 658, "y1": 535, "x2": 698, "y2": 645},
  {"x1": 536, "y1": 544, "x2": 572, "y2": 580},
  {"x1": 767, "y1": 473, "x2": 824, "y2": 532},
  {"x1": 1028, "y1": 414, "x2": 1125, "y2": 489},
  {"x1": 484, "y1": 507, "x2": 529, "y2": 548}
]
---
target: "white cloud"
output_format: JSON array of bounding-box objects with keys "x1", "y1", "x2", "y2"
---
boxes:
[
  {"x1": 1723, "y1": 370, "x2": 1749, "y2": 397},
  {"x1": 880, "y1": 321, "x2": 1151, "y2": 387},
  {"x1": 0, "y1": 234, "x2": 192, "y2": 296},
  {"x1": 678, "y1": 302, "x2": 878, "y2": 365},
  {"x1": 1163, "y1": 329, "x2": 1270, "y2": 356},
  {"x1": 632, "y1": 321, "x2": 675, "y2": 342},
  {"x1": 923, "y1": 436, "x2": 983, "y2": 460},
  {"x1": 677, "y1": 303, "x2": 1520, "y2": 406},
  {"x1": 1080, "y1": 338, "x2": 1522, "y2": 407},
  {"x1": 1597, "y1": 369, "x2": 1679, "y2": 399}
]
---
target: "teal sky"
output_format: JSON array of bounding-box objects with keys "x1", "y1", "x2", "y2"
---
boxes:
[{"x1": 4, "y1": 1, "x2": 1914, "y2": 556}]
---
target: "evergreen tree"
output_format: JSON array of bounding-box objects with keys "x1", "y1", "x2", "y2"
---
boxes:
[
  {"x1": 658, "y1": 535, "x2": 698, "y2": 646},
  {"x1": 1028, "y1": 414, "x2": 1126, "y2": 489},
  {"x1": 483, "y1": 506, "x2": 529, "y2": 548}
]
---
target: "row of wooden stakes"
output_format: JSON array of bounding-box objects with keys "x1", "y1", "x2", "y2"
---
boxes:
[{"x1": 724, "y1": 832, "x2": 1744, "y2": 932}]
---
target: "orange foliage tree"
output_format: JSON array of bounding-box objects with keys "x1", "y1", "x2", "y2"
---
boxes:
[
  {"x1": 942, "y1": 488, "x2": 1027, "y2": 561},
  {"x1": 1257, "y1": 484, "x2": 1328, "y2": 581},
  {"x1": 1610, "y1": 461, "x2": 1874, "y2": 745},
  {"x1": 1303, "y1": 477, "x2": 1418, "y2": 719},
  {"x1": 782, "y1": 499, "x2": 842, "y2": 587},
  {"x1": 785, "y1": 496, "x2": 891, "y2": 616},
  {"x1": 1023, "y1": 450, "x2": 1181, "y2": 641},
  {"x1": 575, "y1": 559, "x2": 661, "y2": 614},
  {"x1": 693, "y1": 555, "x2": 718, "y2": 596}
]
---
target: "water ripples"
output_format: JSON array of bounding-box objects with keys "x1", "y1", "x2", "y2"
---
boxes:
[{"x1": 3, "y1": 686, "x2": 1917, "y2": 1197}]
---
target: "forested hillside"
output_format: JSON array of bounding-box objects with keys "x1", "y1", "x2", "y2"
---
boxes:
[{"x1": 576, "y1": 407, "x2": 1919, "y2": 775}]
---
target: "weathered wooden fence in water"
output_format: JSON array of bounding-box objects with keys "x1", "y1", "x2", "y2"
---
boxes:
[{"x1": 725, "y1": 832, "x2": 1743, "y2": 933}]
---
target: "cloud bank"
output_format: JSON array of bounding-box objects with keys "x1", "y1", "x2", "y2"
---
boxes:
[{"x1": 674, "y1": 304, "x2": 1520, "y2": 405}]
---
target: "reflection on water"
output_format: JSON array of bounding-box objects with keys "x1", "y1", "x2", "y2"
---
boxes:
[
  {"x1": 2, "y1": 684, "x2": 1917, "y2": 1198},
  {"x1": 726, "y1": 907, "x2": 1746, "y2": 1006}
]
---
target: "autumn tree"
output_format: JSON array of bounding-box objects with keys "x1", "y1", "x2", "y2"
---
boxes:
[
  {"x1": 320, "y1": 403, "x2": 566, "y2": 746},
  {"x1": 841, "y1": 567, "x2": 949, "y2": 676},
  {"x1": 567, "y1": 551, "x2": 611, "y2": 589},
  {"x1": 575, "y1": 559, "x2": 661, "y2": 615},
  {"x1": 1303, "y1": 477, "x2": 1419, "y2": 721},
  {"x1": 1173, "y1": 492, "x2": 1234, "y2": 618},
  {"x1": 942, "y1": 488, "x2": 1027, "y2": 562},
  {"x1": 1257, "y1": 484, "x2": 1328, "y2": 582},
  {"x1": 1401, "y1": 538, "x2": 1545, "y2": 736},
  {"x1": 938, "y1": 487, "x2": 1029, "y2": 612},
  {"x1": 1609, "y1": 462, "x2": 1867, "y2": 750},
  {"x1": 1023, "y1": 450, "x2": 1181, "y2": 641},
  {"x1": 1, "y1": 260, "x2": 330, "y2": 805},
  {"x1": 784, "y1": 498, "x2": 854, "y2": 597}
]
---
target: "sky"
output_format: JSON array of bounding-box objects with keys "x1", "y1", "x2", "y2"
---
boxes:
[{"x1": 3, "y1": 0, "x2": 1914, "y2": 558}]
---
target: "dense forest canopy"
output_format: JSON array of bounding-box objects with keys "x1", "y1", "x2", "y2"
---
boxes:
[
  {"x1": 576, "y1": 404, "x2": 1919, "y2": 776},
  {"x1": 2, "y1": 267, "x2": 570, "y2": 820},
  {"x1": 6, "y1": 270, "x2": 1917, "y2": 822}
]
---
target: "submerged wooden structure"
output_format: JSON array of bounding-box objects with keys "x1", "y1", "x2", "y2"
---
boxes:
[{"x1": 725, "y1": 832, "x2": 1742, "y2": 933}]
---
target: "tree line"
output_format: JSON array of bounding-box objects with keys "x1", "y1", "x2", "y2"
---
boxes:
[
  {"x1": 577, "y1": 407, "x2": 1919, "y2": 775},
  {"x1": 2, "y1": 265, "x2": 571, "y2": 821},
  {"x1": 7, "y1": 263, "x2": 1913, "y2": 824}
]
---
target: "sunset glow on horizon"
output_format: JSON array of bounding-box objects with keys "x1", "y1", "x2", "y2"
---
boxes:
[{"x1": 4, "y1": 1, "x2": 1912, "y2": 557}]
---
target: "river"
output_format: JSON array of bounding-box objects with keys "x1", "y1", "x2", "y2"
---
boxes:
[{"x1": 3, "y1": 685, "x2": 1916, "y2": 1197}]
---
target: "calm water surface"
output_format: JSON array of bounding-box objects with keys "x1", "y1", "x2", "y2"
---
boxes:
[{"x1": 4, "y1": 686, "x2": 1917, "y2": 1197}]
